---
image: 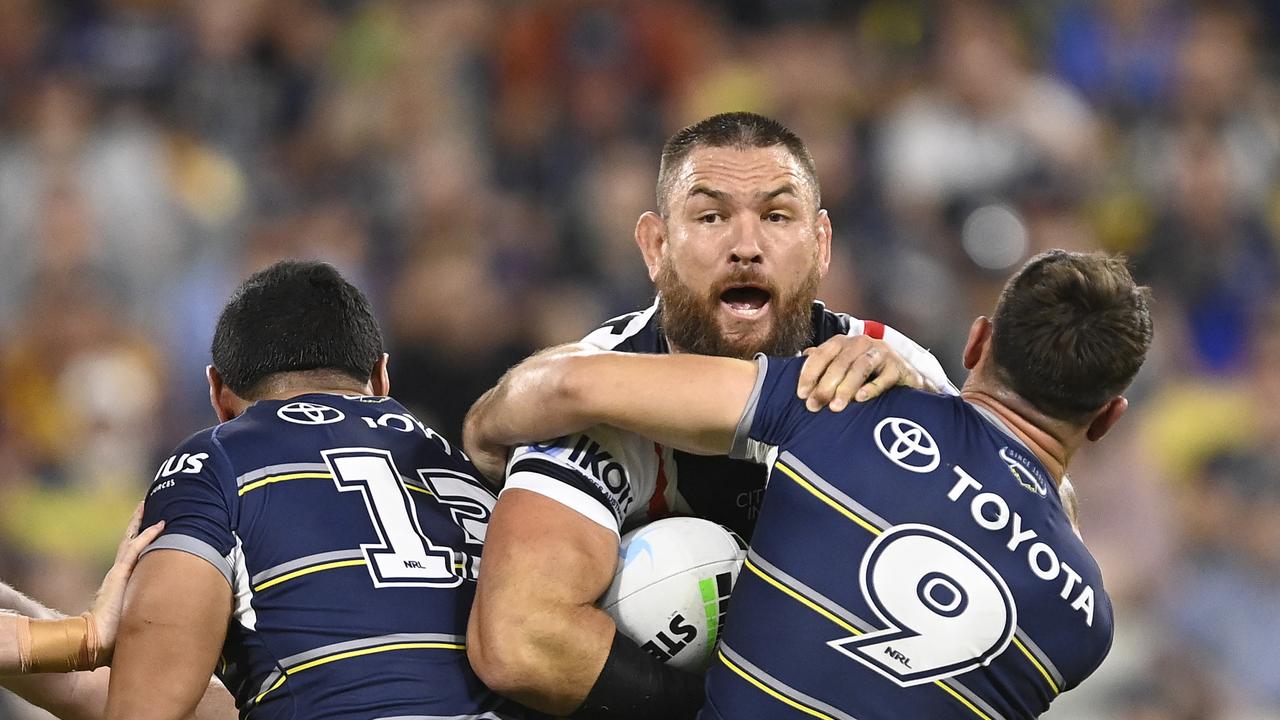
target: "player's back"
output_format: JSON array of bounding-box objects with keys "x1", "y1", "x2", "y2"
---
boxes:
[
  {"x1": 705, "y1": 356, "x2": 1113, "y2": 720},
  {"x1": 143, "y1": 393, "x2": 525, "y2": 720}
]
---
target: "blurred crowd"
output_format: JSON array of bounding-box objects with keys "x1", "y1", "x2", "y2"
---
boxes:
[{"x1": 1, "y1": 0, "x2": 1278, "y2": 717}]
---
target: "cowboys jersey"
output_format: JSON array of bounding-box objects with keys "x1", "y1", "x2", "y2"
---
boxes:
[
  {"x1": 701, "y1": 355, "x2": 1113, "y2": 719},
  {"x1": 503, "y1": 298, "x2": 957, "y2": 539},
  {"x1": 140, "y1": 394, "x2": 528, "y2": 720}
]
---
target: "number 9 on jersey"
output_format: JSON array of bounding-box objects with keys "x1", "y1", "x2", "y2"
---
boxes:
[{"x1": 829, "y1": 523, "x2": 1017, "y2": 686}]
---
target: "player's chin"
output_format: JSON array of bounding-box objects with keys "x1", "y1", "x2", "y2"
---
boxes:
[{"x1": 714, "y1": 316, "x2": 774, "y2": 358}]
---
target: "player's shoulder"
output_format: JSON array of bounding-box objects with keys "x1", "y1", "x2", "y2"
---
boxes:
[
  {"x1": 151, "y1": 424, "x2": 234, "y2": 492},
  {"x1": 581, "y1": 299, "x2": 666, "y2": 352},
  {"x1": 810, "y1": 300, "x2": 858, "y2": 341}
]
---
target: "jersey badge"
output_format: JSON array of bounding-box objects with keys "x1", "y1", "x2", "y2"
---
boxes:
[{"x1": 999, "y1": 447, "x2": 1049, "y2": 497}]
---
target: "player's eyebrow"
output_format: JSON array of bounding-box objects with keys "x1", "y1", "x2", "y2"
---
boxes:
[
  {"x1": 758, "y1": 184, "x2": 798, "y2": 202},
  {"x1": 688, "y1": 185, "x2": 731, "y2": 203}
]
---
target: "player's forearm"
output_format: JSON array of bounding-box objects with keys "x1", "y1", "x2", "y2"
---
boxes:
[
  {"x1": 0, "y1": 581, "x2": 61, "y2": 620},
  {"x1": 468, "y1": 345, "x2": 598, "y2": 443},
  {"x1": 2, "y1": 667, "x2": 107, "y2": 720},
  {"x1": 560, "y1": 353, "x2": 757, "y2": 455}
]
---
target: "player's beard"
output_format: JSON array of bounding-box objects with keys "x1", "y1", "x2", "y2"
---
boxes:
[{"x1": 656, "y1": 258, "x2": 820, "y2": 360}]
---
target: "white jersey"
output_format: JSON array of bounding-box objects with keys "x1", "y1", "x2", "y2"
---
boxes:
[{"x1": 502, "y1": 298, "x2": 957, "y2": 539}]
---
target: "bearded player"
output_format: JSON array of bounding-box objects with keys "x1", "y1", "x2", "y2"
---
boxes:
[
  {"x1": 465, "y1": 113, "x2": 955, "y2": 718},
  {"x1": 468, "y1": 250, "x2": 1152, "y2": 719}
]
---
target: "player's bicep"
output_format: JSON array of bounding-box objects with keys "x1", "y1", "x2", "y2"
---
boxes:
[
  {"x1": 477, "y1": 489, "x2": 618, "y2": 608},
  {"x1": 106, "y1": 550, "x2": 232, "y2": 720},
  {"x1": 468, "y1": 489, "x2": 617, "y2": 679}
]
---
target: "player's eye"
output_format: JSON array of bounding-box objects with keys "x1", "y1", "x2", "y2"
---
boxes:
[
  {"x1": 764, "y1": 212, "x2": 789, "y2": 223},
  {"x1": 698, "y1": 213, "x2": 724, "y2": 224}
]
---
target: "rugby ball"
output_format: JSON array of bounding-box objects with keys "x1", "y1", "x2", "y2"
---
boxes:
[{"x1": 600, "y1": 517, "x2": 747, "y2": 672}]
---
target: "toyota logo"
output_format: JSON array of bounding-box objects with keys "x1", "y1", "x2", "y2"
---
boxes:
[
  {"x1": 874, "y1": 417, "x2": 940, "y2": 473},
  {"x1": 277, "y1": 402, "x2": 345, "y2": 425}
]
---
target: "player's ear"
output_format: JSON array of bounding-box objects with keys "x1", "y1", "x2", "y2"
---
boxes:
[
  {"x1": 635, "y1": 211, "x2": 666, "y2": 282},
  {"x1": 371, "y1": 353, "x2": 391, "y2": 397},
  {"x1": 815, "y1": 209, "x2": 832, "y2": 281},
  {"x1": 1085, "y1": 396, "x2": 1127, "y2": 442},
  {"x1": 962, "y1": 317, "x2": 992, "y2": 370},
  {"x1": 207, "y1": 366, "x2": 237, "y2": 424}
]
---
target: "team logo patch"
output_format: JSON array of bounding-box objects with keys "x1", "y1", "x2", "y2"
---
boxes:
[
  {"x1": 277, "y1": 402, "x2": 345, "y2": 425},
  {"x1": 1000, "y1": 447, "x2": 1048, "y2": 497},
  {"x1": 874, "y1": 417, "x2": 941, "y2": 473}
]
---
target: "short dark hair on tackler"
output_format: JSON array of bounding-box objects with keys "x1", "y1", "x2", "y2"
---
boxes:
[
  {"x1": 211, "y1": 260, "x2": 384, "y2": 398},
  {"x1": 656, "y1": 111, "x2": 820, "y2": 216},
  {"x1": 990, "y1": 250, "x2": 1153, "y2": 422}
]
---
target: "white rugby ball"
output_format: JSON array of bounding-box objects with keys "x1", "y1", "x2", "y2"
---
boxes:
[{"x1": 600, "y1": 517, "x2": 746, "y2": 672}]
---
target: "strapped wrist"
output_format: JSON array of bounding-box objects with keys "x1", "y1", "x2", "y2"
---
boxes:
[{"x1": 16, "y1": 612, "x2": 104, "y2": 673}]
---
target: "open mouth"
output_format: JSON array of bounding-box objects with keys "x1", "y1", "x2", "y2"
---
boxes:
[{"x1": 719, "y1": 285, "x2": 772, "y2": 319}]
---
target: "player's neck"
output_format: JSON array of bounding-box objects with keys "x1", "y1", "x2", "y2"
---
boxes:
[
  {"x1": 960, "y1": 389, "x2": 1076, "y2": 486},
  {"x1": 262, "y1": 386, "x2": 371, "y2": 401}
]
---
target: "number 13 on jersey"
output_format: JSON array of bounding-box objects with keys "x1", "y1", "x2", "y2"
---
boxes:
[
  {"x1": 323, "y1": 448, "x2": 462, "y2": 588},
  {"x1": 829, "y1": 524, "x2": 1017, "y2": 686}
]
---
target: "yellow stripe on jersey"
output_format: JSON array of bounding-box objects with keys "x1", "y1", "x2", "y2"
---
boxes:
[
  {"x1": 934, "y1": 680, "x2": 997, "y2": 720},
  {"x1": 253, "y1": 559, "x2": 367, "y2": 592},
  {"x1": 718, "y1": 650, "x2": 836, "y2": 720},
  {"x1": 405, "y1": 484, "x2": 434, "y2": 497},
  {"x1": 1012, "y1": 637, "x2": 1061, "y2": 695},
  {"x1": 288, "y1": 642, "x2": 466, "y2": 674},
  {"x1": 773, "y1": 463, "x2": 882, "y2": 537},
  {"x1": 744, "y1": 558, "x2": 860, "y2": 636},
  {"x1": 254, "y1": 642, "x2": 467, "y2": 705},
  {"x1": 238, "y1": 472, "x2": 333, "y2": 496}
]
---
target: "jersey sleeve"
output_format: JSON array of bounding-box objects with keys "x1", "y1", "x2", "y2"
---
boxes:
[
  {"x1": 729, "y1": 355, "x2": 820, "y2": 462},
  {"x1": 140, "y1": 428, "x2": 237, "y2": 587},
  {"x1": 847, "y1": 318, "x2": 959, "y2": 396},
  {"x1": 503, "y1": 425, "x2": 656, "y2": 537}
]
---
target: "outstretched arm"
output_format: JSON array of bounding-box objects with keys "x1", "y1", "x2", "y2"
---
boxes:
[
  {"x1": 464, "y1": 346, "x2": 757, "y2": 480},
  {"x1": 0, "y1": 506, "x2": 235, "y2": 720},
  {"x1": 0, "y1": 504, "x2": 163, "y2": 675}
]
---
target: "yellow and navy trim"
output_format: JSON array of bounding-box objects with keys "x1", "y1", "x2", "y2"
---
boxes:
[{"x1": 246, "y1": 633, "x2": 467, "y2": 709}]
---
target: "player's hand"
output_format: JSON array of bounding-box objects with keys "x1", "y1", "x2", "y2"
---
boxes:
[
  {"x1": 90, "y1": 502, "x2": 165, "y2": 663},
  {"x1": 797, "y1": 336, "x2": 936, "y2": 412}
]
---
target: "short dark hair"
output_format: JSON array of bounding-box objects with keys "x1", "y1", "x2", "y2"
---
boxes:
[
  {"x1": 211, "y1": 260, "x2": 384, "y2": 398},
  {"x1": 656, "y1": 112, "x2": 820, "y2": 216},
  {"x1": 990, "y1": 250, "x2": 1153, "y2": 422}
]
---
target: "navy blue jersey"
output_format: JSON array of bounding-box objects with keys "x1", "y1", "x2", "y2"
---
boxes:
[
  {"x1": 703, "y1": 357, "x2": 1113, "y2": 720},
  {"x1": 140, "y1": 394, "x2": 529, "y2": 720}
]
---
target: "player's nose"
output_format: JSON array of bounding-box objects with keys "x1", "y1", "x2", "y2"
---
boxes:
[{"x1": 727, "y1": 218, "x2": 765, "y2": 265}]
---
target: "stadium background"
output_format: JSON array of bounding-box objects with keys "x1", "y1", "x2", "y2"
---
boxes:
[{"x1": 0, "y1": 0, "x2": 1276, "y2": 717}]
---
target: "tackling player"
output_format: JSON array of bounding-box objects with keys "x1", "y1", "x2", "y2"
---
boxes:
[
  {"x1": 104, "y1": 261, "x2": 529, "y2": 720},
  {"x1": 466, "y1": 112, "x2": 953, "y2": 717},
  {"x1": 466, "y1": 250, "x2": 1152, "y2": 718},
  {"x1": 0, "y1": 507, "x2": 237, "y2": 720}
]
